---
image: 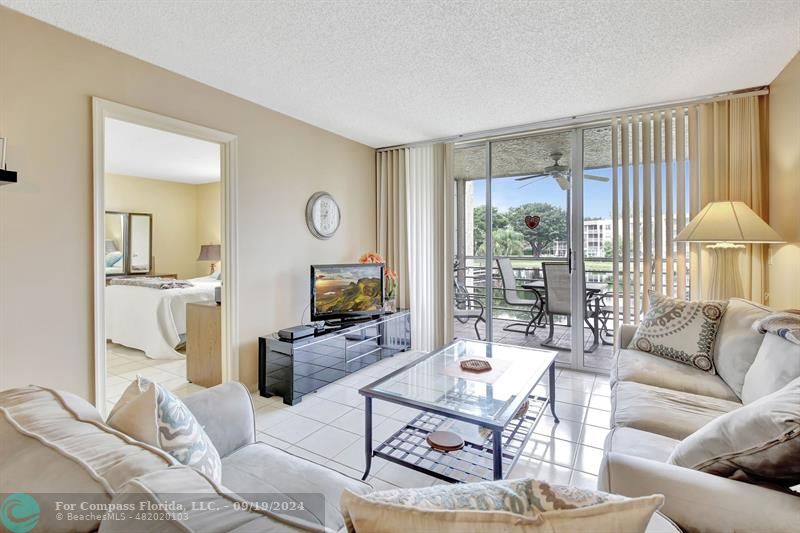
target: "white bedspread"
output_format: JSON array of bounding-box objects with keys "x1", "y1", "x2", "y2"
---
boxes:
[{"x1": 105, "y1": 276, "x2": 220, "y2": 359}]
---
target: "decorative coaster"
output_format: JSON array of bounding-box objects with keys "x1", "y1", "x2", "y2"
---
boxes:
[
  {"x1": 460, "y1": 358, "x2": 492, "y2": 373},
  {"x1": 514, "y1": 399, "x2": 529, "y2": 419},
  {"x1": 426, "y1": 431, "x2": 465, "y2": 452}
]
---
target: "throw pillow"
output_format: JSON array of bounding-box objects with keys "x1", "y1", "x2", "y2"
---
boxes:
[
  {"x1": 741, "y1": 333, "x2": 800, "y2": 404},
  {"x1": 628, "y1": 291, "x2": 727, "y2": 373},
  {"x1": 667, "y1": 376, "x2": 800, "y2": 489},
  {"x1": 107, "y1": 377, "x2": 222, "y2": 483},
  {"x1": 340, "y1": 478, "x2": 663, "y2": 533}
]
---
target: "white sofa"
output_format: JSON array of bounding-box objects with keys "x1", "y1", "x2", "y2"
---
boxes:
[{"x1": 598, "y1": 298, "x2": 800, "y2": 533}]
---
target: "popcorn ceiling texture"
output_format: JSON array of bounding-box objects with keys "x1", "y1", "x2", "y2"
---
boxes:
[{"x1": 2, "y1": 0, "x2": 799, "y2": 147}]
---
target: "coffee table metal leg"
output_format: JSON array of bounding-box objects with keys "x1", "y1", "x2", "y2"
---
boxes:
[
  {"x1": 548, "y1": 363, "x2": 559, "y2": 422},
  {"x1": 492, "y1": 429, "x2": 503, "y2": 480},
  {"x1": 362, "y1": 397, "x2": 373, "y2": 481}
]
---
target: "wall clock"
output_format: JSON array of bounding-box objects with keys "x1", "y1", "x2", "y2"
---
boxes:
[{"x1": 305, "y1": 191, "x2": 341, "y2": 240}]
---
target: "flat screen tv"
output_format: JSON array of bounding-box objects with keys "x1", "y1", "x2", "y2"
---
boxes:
[{"x1": 311, "y1": 263, "x2": 385, "y2": 322}]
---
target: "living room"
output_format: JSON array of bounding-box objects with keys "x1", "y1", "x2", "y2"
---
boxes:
[{"x1": 1, "y1": 1, "x2": 798, "y2": 532}]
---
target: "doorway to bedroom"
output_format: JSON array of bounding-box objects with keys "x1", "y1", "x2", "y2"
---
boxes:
[{"x1": 93, "y1": 99, "x2": 239, "y2": 414}]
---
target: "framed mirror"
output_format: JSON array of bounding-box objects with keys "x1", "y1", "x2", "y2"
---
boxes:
[
  {"x1": 128, "y1": 213, "x2": 152, "y2": 274},
  {"x1": 104, "y1": 211, "x2": 128, "y2": 276}
]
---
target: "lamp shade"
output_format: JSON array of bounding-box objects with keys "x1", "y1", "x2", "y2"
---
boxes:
[
  {"x1": 675, "y1": 201, "x2": 785, "y2": 244},
  {"x1": 197, "y1": 244, "x2": 221, "y2": 262}
]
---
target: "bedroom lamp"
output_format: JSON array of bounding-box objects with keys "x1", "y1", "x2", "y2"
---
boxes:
[
  {"x1": 197, "y1": 244, "x2": 221, "y2": 274},
  {"x1": 675, "y1": 201, "x2": 784, "y2": 299}
]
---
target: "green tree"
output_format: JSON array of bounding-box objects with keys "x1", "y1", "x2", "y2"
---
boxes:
[
  {"x1": 492, "y1": 227, "x2": 526, "y2": 256},
  {"x1": 507, "y1": 203, "x2": 568, "y2": 257},
  {"x1": 472, "y1": 206, "x2": 509, "y2": 254}
]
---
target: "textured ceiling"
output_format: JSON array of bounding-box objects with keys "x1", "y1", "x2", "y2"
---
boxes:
[
  {"x1": 4, "y1": 0, "x2": 798, "y2": 148},
  {"x1": 105, "y1": 119, "x2": 220, "y2": 184}
]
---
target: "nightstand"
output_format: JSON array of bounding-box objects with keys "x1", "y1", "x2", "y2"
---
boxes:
[{"x1": 186, "y1": 301, "x2": 222, "y2": 387}]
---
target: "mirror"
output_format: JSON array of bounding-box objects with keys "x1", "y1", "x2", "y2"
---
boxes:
[
  {"x1": 128, "y1": 213, "x2": 152, "y2": 273},
  {"x1": 104, "y1": 212, "x2": 127, "y2": 276}
]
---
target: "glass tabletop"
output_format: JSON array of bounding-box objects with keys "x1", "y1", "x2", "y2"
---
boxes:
[{"x1": 361, "y1": 339, "x2": 556, "y2": 429}]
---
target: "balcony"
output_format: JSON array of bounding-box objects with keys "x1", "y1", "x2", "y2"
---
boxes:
[{"x1": 453, "y1": 256, "x2": 616, "y2": 370}]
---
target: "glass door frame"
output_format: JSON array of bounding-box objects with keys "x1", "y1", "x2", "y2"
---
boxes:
[{"x1": 457, "y1": 123, "x2": 611, "y2": 373}]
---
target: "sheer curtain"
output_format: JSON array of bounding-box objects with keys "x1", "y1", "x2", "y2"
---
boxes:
[{"x1": 376, "y1": 148, "x2": 410, "y2": 308}]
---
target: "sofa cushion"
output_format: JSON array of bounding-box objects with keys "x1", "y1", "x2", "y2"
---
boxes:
[
  {"x1": 221, "y1": 442, "x2": 371, "y2": 531},
  {"x1": 0, "y1": 386, "x2": 175, "y2": 533},
  {"x1": 100, "y1": 466, "x2": 332, "y2": 533},
  {"x1": 628, "y1": 292, "x2": 727, "y2": 374},
  {"x1": 604, "y1": 427, "x2": 680, "y2": 463},
  {"x1": 667, "y1": 376, "x2": 800, "y2": 490},
  {"x1": 340, "y1": 479, "x2": 663, "y2": 533},
  {"x1": 611, "y1": 348, "x2": 738, "y2": 401},
  {"x1": 611, "y1": 381, "x2": 741, "y2": 440},
  {"x1": 107, "y1": 377, "x2": 222, "y2": 483},
  {"x1": 713, "y1": 298, "x2": 771, "y2": 398},
  {"x1": 741, "y1": 333, "x2": 800, "y2": 404}
]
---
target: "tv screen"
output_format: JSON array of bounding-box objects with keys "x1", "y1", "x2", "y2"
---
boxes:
[{"x1": 311, "y1": 263, "x2": 385, "y2": 321}]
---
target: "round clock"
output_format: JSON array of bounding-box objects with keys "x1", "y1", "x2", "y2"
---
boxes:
[{"x1": 305, "y1": 191, "x2": 341, "y2": 240}]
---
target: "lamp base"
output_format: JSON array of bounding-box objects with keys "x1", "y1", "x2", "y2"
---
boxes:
[{"x1": 706, "y1": 243, "x2": 745, "y2": 300}]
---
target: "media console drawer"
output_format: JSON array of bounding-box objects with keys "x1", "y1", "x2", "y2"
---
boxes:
[{"x1": 258, "y1": 310, "x2": 411, "y2": 405}]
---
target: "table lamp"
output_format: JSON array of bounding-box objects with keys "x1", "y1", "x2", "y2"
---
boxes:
[
  {"x1": 675, "y1": 201, "x2": 784, "y2": 299},
  {"x1": 197, "y1": 244, "x2": 221, "y2": 274}
]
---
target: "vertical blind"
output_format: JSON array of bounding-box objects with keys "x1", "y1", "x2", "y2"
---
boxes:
[{"x1": 611, "y1": 107, "x2": 700, "y2": 330}]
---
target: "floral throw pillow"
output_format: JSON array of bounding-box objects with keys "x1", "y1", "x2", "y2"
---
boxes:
[
  {"x1": 628, "y1": 291, "x2": 728, "y2": 373},
  {"x1": 107, "y1": 377, "x2": 222, "y2": 483}
]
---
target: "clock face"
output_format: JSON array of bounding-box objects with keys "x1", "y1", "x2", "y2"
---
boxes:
[{"x1": 306, "y1": 192, "x2": 341, "y2": 239}]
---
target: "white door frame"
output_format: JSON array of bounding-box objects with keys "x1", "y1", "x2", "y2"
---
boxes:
[{"x1": 92, "y1": 97, "x2": 239, "y2": 410}]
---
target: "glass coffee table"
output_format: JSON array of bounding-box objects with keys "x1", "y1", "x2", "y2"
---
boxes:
[{"x1": 359, "y1": 339, "x2": 558, "y2": 483}]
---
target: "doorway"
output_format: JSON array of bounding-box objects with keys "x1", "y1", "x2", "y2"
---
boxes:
[
  {"x1": 452, "y1": 125, "x2": 615, "y2": 372},
  {"x1": 92, "y1": 98, "x2": 239, "y2": 413}
]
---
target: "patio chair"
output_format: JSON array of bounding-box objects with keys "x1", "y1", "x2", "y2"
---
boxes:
[
  {"x1": 453, "y1": 279, "x2": 485, "y2": 340},
  {"x1": 596, "y1": 291, "x2": 618, "y2": 345},
  {"x1": 495, "y1": 257, "x2": 543, "y2": 336},
  {"x1": 541, "y1": 262, "x2": 602, "y2": 352}
]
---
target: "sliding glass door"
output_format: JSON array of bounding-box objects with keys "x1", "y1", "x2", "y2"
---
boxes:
[{"x1": 453, "y1": 126, "x2": 616, "y2": 371}]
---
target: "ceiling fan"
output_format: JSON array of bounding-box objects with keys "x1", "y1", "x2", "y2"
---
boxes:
[{"x1": 514, "y1": 152, "x2": 609, "y2": 191}]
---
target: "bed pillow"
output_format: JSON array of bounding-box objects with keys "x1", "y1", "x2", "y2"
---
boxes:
[
  {"x1": 667, "y1": 376, "x2": 800, "y2": 489},
  {"x1": 340, "y1": 478, "x2": 663, "y2": 533},
  {"x1": 628, "y1": 291, "x2": 727, "y2": 374},
  {"x1": 105, "y1": 251, "x2": 123, "y2": 267},
  {"x1": 107, "y1": 377, "x2": 222, "y2": 483}
]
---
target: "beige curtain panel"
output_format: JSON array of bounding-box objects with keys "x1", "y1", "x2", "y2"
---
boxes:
[
  {"x1": 697, "y1": 95, "x2": 769, "y2": 303},
  {"x1": 376, "y1": 148, "x2": 410, "y2": 308}
]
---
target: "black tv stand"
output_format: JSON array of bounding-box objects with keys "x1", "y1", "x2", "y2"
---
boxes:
[{"x1": 323, "y1": 314, "x2": 384, "y2": 331}]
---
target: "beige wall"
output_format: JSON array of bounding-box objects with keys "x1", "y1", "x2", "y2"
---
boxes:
[
  {"x1": 105, "y1": 173, "x2": 218, "y2": 280},
  {"x1": 0, "y1": 8, "x2": 375, "y2": 398},
  {"x1": 195, "y1": 182, "x2": 221, "y2": 277},
  {"x1": 768, "y1": 52, "x2": 800, "y2": 309}
]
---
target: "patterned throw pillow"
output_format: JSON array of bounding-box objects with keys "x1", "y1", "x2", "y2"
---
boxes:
[
  {"x1": 628, "y1": 292, "x2": 727, "y2": 373},
  {"x1": 107, "y1": 377, "x2": 222, "y2": 483},
  {"x1": 341, "y1": 478, "x2": 663, "y2": 533}
]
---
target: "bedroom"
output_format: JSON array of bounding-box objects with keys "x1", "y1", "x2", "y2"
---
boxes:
[{"x1": 103, "y1": 117, "x2": 223, "y2": 409}]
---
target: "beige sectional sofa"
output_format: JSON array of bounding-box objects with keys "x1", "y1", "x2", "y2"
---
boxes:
[
  {"x1": 0, "y1": 382, "x2": 371, "y2": 532},
  {"x1": 599, "y1": 298, "x2": 800, "y2": 532}
]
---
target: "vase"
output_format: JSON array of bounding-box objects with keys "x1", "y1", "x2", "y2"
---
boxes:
[{"x1": 384, "y1": 299, "x2": 397, "y2": 313}]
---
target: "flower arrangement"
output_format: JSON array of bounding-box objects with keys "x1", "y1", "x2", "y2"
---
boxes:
[{"x1": 359, "y1": 252, "x2": 397, "y2": 301}]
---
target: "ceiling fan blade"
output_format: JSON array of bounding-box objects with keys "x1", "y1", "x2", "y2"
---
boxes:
[
  {"x1": 518, "y1": 176, "x2": 549, "y2": 189},
  {"x1": 514, "y1": 172, "x2": 547, "y2": 181},
  {"x1": 585, "y1": 174, "x2": 610, "y2": 182}
]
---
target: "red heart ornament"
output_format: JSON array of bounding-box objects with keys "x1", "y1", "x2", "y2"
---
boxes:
[{"x1": 524, "y1": 215, "x2": 541, "y2": 229}]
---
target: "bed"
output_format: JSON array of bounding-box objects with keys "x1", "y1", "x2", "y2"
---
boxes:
[{"x1": 105, "y1": 275, "x2": 220, "y2": 359}]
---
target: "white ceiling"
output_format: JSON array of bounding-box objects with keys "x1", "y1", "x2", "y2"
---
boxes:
[
  {"x1": 5, "y1": 1, "x2": 799, "y2": 148},
  {"x1": 105, "y1": 118, "x2": 220, "y2": 184}
]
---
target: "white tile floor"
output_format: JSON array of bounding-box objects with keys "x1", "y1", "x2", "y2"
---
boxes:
[
  {"x1": 249, "y1": 350, "x2": 612, "y2": 491},
  {"x1": 107, "y1": 344, "x2": 611, "y2": 491},
  {"x1": 105, "y1": 342, "x2": 203, "y2": 411}
]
